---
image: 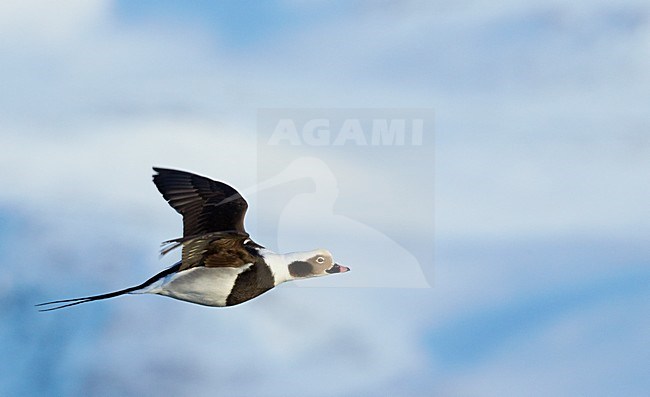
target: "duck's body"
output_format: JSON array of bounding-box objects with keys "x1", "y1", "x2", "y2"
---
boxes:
[
  {"x1": 37, "y1": 168, "x2": 348, "y2": 311},
  {"x1": 146, "y1": 262, "x2": 267, "y2": 307}
]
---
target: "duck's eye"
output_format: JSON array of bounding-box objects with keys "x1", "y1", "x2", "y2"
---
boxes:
[
  {"x1": 243, "y1": 239, "x2": 251, "y2": 245},
  {"x1": 316, "y1": 256, "x2": 325, "y2": 264}
]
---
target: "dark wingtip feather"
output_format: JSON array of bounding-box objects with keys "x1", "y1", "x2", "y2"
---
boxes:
[{"x1": 150, "y1": 167, "x2": 249, "y2": 236}]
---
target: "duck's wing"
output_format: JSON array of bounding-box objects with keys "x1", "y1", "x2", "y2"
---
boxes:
[{"x1": 152, "y1": 167, "x2": 248, "y2": 236}]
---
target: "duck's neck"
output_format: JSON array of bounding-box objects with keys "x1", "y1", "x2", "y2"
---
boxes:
[{"x1": 258, "y1": 249, "x2": 293, "y2": 285}]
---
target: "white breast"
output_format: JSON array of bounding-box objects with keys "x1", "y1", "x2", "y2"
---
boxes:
[{"x1": 147, "y1": 264, "x2": 253, "y2": 307}]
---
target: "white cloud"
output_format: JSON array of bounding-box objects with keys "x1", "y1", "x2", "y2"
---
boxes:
[{"x1": 0, "y1": 0, "x2": 109, "y2": 45}]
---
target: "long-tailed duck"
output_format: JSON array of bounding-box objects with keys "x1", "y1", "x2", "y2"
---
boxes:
[{"x1": 37, "y1": 167, "x2": 349, "y2": 311}]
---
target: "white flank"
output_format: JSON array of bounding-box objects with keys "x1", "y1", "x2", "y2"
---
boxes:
[{"x1": 143, "y1": 264, "x2": 253, "y2": 307}]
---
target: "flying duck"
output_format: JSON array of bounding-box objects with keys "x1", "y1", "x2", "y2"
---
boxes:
[{"x1": 37, "y1": 167, "x2": 349, "y2": 311}]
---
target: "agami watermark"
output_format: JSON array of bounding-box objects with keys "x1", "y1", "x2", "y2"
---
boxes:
[{"x1": 268, "y1": 118, "x2": 424, "y2": 146}]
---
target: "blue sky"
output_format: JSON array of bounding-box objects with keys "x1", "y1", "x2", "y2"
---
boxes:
[
  {"x1": 1, "y1": 1, "x2": 649, "y2": 396},
  {"x1": 115, "y1": 0, "x2": 353, "y2": 48}
]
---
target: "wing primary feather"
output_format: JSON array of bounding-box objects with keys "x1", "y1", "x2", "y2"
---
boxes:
[{"x1": 152, "y1": 167, "x2": 249, "y2": 236}]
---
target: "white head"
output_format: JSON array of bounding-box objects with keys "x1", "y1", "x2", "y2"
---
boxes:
[{"x1": 264, "y1": 249, "x2": 350, "y2": 285}]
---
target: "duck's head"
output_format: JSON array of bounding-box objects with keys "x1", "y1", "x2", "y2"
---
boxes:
[{"x1": 286, "y1": 249, "x2": 350, "y2": 279}]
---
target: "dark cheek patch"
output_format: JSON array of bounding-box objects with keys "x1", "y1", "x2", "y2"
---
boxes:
[{"x1": 288, "y1": 261, "x2": 313, "y2": 277}]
